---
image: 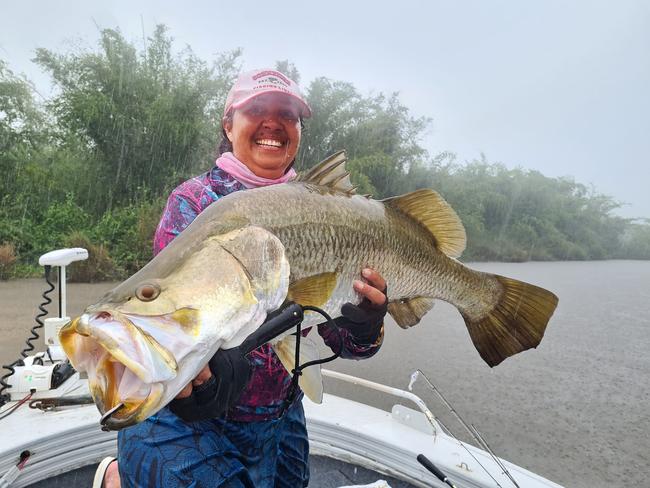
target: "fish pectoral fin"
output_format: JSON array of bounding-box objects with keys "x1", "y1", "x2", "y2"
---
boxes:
[
  {"x1": 383, "y1": 189, "x2": 467, "y2": 258},
  {"x1": 296, "y1": 151, "x2": 356, "y2": 195},
  {"x1": 388, "y1": 296, "x2": 436, "y2": 328},
  {"x1": 287, "y1": 272, "x2": 338, "y2": 308},
  {"x1": 463, "y1": 275, "x2": 559, "y2": 367},
  {"x1": 273, "y1": 335, "x2": 324, "y2": 404}
]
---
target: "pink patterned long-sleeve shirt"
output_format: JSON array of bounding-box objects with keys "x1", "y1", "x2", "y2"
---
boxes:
[{"x1": 153, "y1": 165, "x2": 383, "y2": 421}]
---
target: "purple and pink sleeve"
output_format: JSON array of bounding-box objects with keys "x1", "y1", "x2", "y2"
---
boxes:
[
  {"x1": 153, "y1": 176, "x2": 220, "y2": 256},
  {"x1": 152, "y1": 171, "x2": 382, "y2": 419}
]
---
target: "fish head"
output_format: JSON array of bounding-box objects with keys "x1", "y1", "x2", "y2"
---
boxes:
[{"x1": 60, "y1": 226, "x2": 290, "y2": 429}]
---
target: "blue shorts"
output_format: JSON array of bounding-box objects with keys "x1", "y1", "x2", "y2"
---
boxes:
[{"x1": 116, "y1": 400, "x2": 309, "y2": 487}]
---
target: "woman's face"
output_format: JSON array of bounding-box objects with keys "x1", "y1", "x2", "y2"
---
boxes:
[{"x1": 224, "y1": 93, "x2": 302, "y2": 178}]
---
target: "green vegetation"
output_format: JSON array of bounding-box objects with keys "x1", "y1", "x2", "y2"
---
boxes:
[{"x1": 1, "y1": 26, "x2": 648, "y2": 280}]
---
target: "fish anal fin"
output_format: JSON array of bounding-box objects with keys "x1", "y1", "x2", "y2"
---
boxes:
[
  {"x1": 463, "y1": 275, "x2": 559, "y2": 367},
  {"x1": 297, "y1": 151, "x2": 355, "y2": 194},
  {"x1": 287, "y1": 272, "x2": 338, "y2": 308},
  {"x1": 273, "y1": 336, "x2": 323, "y2": 403},
  {"x1": 388, "y1": 296, "x2": 435, "y2": 329},
  {"x1": 383, "y1": 189, "x2": 467, "y2": 258}
]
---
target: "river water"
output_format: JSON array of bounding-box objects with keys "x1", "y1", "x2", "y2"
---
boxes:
[{"x1": 1, "y1": 260, "x2": 648, "y2": 487}]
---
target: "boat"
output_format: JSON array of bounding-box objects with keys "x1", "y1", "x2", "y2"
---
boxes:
[{"x1": 0, "y1": 249, "x2": 564, "y2": 488}]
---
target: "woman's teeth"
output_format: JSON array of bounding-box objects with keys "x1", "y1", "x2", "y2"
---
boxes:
[{"x1": 256, "y1": 139, "x2": 283, "y2": 148}]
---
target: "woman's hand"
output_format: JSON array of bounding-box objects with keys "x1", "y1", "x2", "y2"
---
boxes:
[
  {"x1": 353, "y1": 268, "x2": 387, "y2": 306},
  {"x1": 336, "y1": 268, "x2": 388, "y2": 344},
  {"x1": 175, "y1": 366, "x2": 212, "y2": 399},
  {"x1": 169, "y1": 348, "x2": 252, "y2": 421}
]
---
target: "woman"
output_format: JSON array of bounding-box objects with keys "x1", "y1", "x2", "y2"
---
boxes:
[{"x1": 99, "y1": 69, "x2": 387, "y2": 488}]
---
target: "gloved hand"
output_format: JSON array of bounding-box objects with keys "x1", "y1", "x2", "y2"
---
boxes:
[
  {"x1": 335, "y1": 285, "x2": 388, "y2": 344},
  {"x1": 169, "y1": 346, "x2": 251, "y2": 422}
]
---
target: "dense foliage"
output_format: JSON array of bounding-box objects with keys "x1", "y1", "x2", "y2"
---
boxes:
[{"x1": 0, "y1": 27, "x2": 647, "y2": 280}]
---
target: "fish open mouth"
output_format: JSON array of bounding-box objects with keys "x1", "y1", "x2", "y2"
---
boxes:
[
  {"x1": 91, "y1": 353, "x2": 165, "y2": 430},
  {"x1": 60, "y1": 309, "x2": 199, "y2": 429}
]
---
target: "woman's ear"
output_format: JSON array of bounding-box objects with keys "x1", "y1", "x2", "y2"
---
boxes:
[{"x1": 222, "y1": 117, "x2": 233, "y2": 141}]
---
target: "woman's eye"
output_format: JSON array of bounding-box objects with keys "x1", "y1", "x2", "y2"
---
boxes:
[
  {"x1": 281, "y1": 111, "x2": 298, "y2": 121},
  {"x1": 248, "y1": 106, "x2": 265, "y2": 116}
]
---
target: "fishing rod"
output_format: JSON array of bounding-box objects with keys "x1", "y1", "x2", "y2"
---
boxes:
[
  {"x1": 416, "y1": 454, "x2": 456, "y2": 488},
  {"x1": 409, "y1": 369, "x2": 521, "y2": 488}
]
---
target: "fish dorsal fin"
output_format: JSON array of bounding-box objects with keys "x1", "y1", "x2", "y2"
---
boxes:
[
  {"x1": 297, "y1": 150, "x2": 356, "y2": 194},
  {"x1": 287, "y1": 272, "x2": 338, "y2": 308},
  {"x1": 388, "y1": 296, "x2": 436, "y2": 329},
  {"x1": 383, "y1": 189, "x2": 467, "y2": 258}
]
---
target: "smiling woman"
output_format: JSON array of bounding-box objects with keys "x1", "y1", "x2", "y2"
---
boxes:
[
  {"x1": 223, "y1": 94, "x2": 302, "y2": 178},
  {"x1": 94, "y1": 69, "x2": 389, "y2": 488},
  {"x1": 220, "y1": 70, "x2": 311, "y2": 179}
]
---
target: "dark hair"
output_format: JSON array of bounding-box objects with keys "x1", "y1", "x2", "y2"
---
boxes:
[
  {"x1": 217, "y1": 113, "x2": 234, "y2": 155},
  {"x1": 217, "y1": 114, "x2": 306, "y2": 172},
  {"x1": 218, "y1": 127, "x2": 233, "y2": 155}
]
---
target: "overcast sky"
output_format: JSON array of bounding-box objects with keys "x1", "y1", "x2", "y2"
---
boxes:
[{"x1": 2, "y1": 0, "x2": 649, "y2": 218}]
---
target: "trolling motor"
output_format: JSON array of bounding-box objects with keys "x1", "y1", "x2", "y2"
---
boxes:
[
  {"x1": 0, "y1": 248, "x2": 88, "y2": 406},
  {"x1": 38, "y1": 248, "x2": 89, "y2": 361}
]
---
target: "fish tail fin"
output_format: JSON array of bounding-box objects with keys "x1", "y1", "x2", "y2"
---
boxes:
[
  {"x1": 463, "y1": 275, "x2": 558, "y2": 367},
  {"x1": 272, "y1": 335, "x2": 324, "y2": 403}
]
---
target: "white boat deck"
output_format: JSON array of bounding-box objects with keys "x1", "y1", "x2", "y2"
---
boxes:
[{"x1": 0, "y1": 382, "x2": 563, "y2": 488}]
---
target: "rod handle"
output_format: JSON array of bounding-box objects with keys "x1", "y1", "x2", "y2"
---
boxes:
[
  {"x1": 240, "y1": 303, "x2": 304, "y2": 355},
  {"x1": 417, "y1": 454, "x2": 456, "y2": 487}
]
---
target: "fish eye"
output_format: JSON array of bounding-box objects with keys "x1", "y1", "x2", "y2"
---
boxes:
[{"x1": 135, "y1": 283, "x2": 160, "y2": 302}]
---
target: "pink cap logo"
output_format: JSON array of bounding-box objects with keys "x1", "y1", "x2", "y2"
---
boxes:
[
  {"x1": 225, "y1": 68, "x2": 312, "y2": 118},
  {"x1": 252, "y1": 70, "x2": 291, "y2": 86}
]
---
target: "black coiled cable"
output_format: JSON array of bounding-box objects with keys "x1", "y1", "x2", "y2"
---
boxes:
[
  {"x1": 280, "y1": 304, "x2": 343, "y2": 416},
  {"x1": 21, "y1": 265, "x2": 55, "y2": 362},
  {"x1": 0, "y1": 266, "x2": 55, "y2": 406}
]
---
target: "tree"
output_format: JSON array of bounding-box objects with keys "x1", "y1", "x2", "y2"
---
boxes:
[
  {"x1": 298, "y1": 77, "x2": 430, "y2": 197},
  {"x1": 34, "y1": 25, "x2": 241, "y2": 214},
  {"x1": 0, "y1": 60, "x2": 46, "y2": 199},
  {"x1": 3, "y1": 29, "x2": 647, "y2": 275}
]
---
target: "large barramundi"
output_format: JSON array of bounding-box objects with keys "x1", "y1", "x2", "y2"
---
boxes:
[{"x1": 60, "y1": 152, "x2": 558, "y2": 430}]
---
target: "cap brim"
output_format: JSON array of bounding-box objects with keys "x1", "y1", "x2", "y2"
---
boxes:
[{"x1": 230, "y1": 90, "x2": 312, "y2": 118}]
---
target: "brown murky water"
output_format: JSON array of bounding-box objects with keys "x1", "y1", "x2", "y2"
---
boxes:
[{"x1": 1, "y1": 260, "x2": 648, "y2": 488}]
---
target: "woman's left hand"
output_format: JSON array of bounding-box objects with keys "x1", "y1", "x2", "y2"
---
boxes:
[
  {"x1": 335, "y1": 268, "x2": 387, "y2": 345},
  {"x1": 353, "y1": 268, "x2": 387, "y2": 306}
]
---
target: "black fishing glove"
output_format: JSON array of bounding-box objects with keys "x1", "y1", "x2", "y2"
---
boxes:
[
  {"x1": 334, "y1": 287, "x2": 388, "y2": 345},
  {"x1": 169, "y1": 346, "x2": 252, "y2": 422}
]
